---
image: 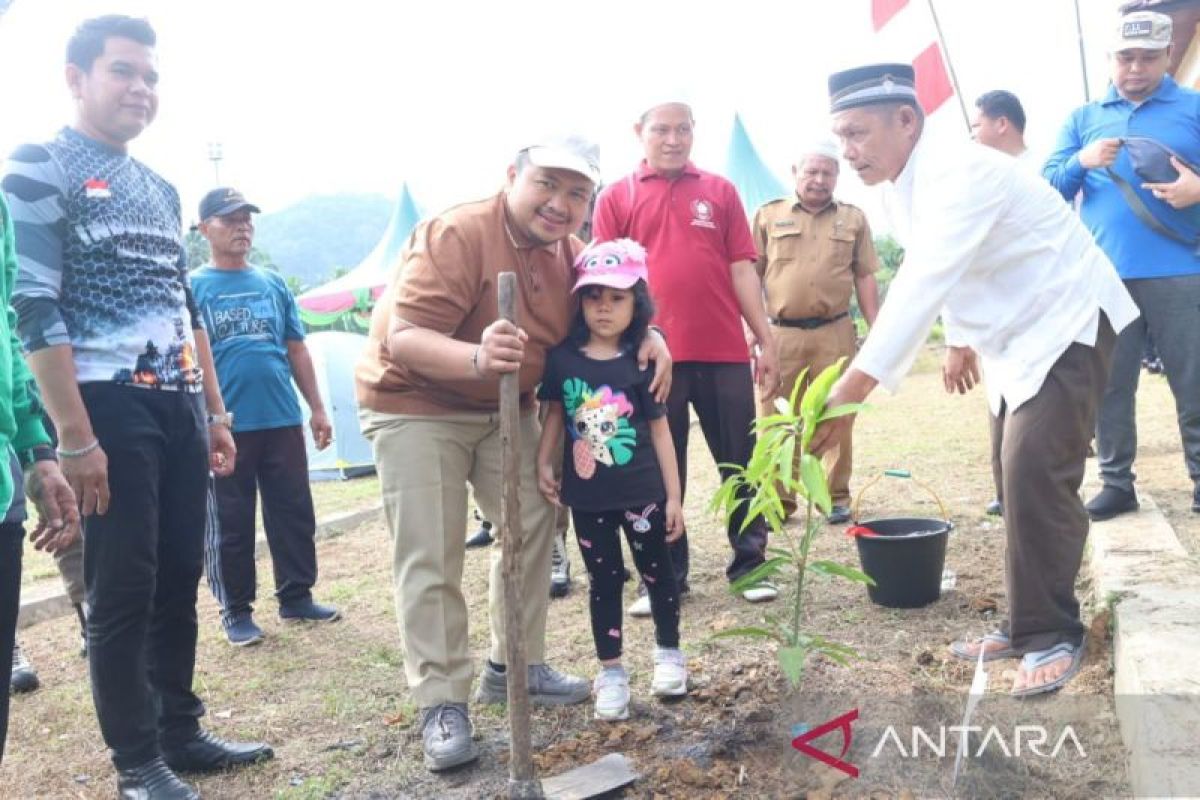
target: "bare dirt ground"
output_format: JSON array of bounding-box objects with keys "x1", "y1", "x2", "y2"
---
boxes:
[{"x1": 4, "y1": 352, "x2": 1184, "y2": 798}]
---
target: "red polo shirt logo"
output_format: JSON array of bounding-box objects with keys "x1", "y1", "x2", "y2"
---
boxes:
[{"x1": 690, "y1": 198, "x2": 716, "y2": 229}]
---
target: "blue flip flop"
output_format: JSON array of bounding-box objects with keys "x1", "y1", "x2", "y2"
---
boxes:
[
  {"x1": 1010, "y1": 636, "x2": 1086, "y2": 697},
  {"x1": 949, "y1": 631, "x2": 1017, "y2": 662}
]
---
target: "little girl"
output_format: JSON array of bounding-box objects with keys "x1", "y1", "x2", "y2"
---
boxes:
[{"x1": 536, "y1": 238, "x2": 686, "y2": 721}]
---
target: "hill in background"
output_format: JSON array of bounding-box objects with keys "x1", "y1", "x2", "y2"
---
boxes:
[{"x1": 254, "y1": 193, "x2": 392, "y2": 291}]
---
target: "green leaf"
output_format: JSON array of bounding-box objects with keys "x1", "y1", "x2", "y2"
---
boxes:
[
  {"x1": 740, "y1": 493, "x2": 782, "y2": 534},
  {"x1": 773, "y1": 396, "x2": 792, "y2": 415},
  {"x1": 777, "y1": 435, "x2": 797, "y2": 491},
  {"x1": 807, "y1": 560, "x2": 877, "y2": 586},
  {"x1": 778, "y1": 645, "x2": 808, "y2": 688},
  {"x1": 799, "y1": 359, "x2": 846, "y2": 421},
  {"x1": 799, "y1": 454, "x2": 832, "y2": 515},
  {"x1": 708, "y1": 478, "x2": 739, "y2": 517},
  {"x1": 753, "y1": 414, "x2": 795, "y2": 432},
  {"x1": 815, "y1": 646, "x2": 852, "y2": 666},
  {"x1": 709, "y1": 626, "x2": 783, "y2": 642},
  {"x1": 728, "y1": 556, "x2": 791, "y2": 593},
  {"x1": 817, "y1": 402, "x2": 867, "y2": 423},
  {"x1": 810, "y1": 637, "x2": 862, "y2": 664},
  {"x1": 788, "y1": 367, "x2": 810, "y2": 412}
]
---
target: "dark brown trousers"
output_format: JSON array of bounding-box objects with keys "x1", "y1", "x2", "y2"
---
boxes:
[{"x1": 998, "y1": 316, "x2": 1115, "y2": 653}]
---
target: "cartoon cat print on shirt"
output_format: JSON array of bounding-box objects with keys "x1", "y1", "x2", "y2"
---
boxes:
[{"x1": 561, "y1": 378, "x2": 637, "y2": 479}]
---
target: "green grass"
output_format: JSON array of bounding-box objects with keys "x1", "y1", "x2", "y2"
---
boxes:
[{"x1": 273, "y1": 765, "x2": 352, "y2": 800}]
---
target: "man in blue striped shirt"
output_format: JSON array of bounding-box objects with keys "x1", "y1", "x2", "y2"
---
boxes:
[{"x1": 1044, "y1": 10, "x2": 1200, "y2": 520}]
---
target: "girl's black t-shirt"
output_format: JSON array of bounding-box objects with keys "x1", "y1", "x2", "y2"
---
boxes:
[{"x1": 538, "y1": 342, "x2": 667, "y2": 513}]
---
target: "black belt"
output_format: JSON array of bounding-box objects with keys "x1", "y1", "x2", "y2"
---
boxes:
[{"x1": 769, "y1": 311, "x2": 849, "y2": 330}]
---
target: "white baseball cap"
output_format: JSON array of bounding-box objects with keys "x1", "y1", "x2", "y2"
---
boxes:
[{"x1": 521, "y1": 135, "x2": 601, "y2": 184}]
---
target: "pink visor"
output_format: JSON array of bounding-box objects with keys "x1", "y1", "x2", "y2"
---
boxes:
[{"x1": 572, "y1": 238, "x2": 649, "y2": 292}]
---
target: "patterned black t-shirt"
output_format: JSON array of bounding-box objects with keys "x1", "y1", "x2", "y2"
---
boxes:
[
  {"x1": 2, "y1": 127, "x2": 201, "y2": 390},
  {"x1": 538, "y1": 342, "x2": 666, "y2": 513}
]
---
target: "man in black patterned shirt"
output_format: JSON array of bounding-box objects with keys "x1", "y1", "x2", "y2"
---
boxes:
[{"x1": 1, "y1": 16, "x2": 271, "y2": 798}]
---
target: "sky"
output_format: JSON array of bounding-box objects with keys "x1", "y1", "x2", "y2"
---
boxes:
[{"x1": 0, "y1": 0, "x2": 1128, "y2": 227}]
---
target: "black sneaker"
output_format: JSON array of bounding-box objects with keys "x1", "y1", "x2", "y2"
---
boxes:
[
  {"x1": 223, "y1": 613, "x2": 265, "y2": 647},
  {"x1": 464, "y1": 526, "x2": 493, "y2": 548},
  {"x1": 1086, "y1": 486, "x2": 1139, "y2": 522},
  {"x1": 161, "y1": 730, "x2": 274, "y2": 773},
  {"x1": 826, "y1": 505, "x2": 851, "y2": 525},
  {"x1": 10, "y1": 641, "x2": 39, "y2": 694},
  {"x1": 279, "y1": 599, "x2": 341, "y2": 624},
  {"x1": 117, "y1": 756, "x2": 198, "y2": 799},
  {"x1": 466, "y1": 508, "x2": 493, "y2": 548}
]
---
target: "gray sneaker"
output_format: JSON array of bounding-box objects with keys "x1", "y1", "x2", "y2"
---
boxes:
[
  {"x1": 549, "y1": 533, "x2": 571, "y2": 599},
  {"x1": 10, "y1": 641, "x2": 38, "y2": 694},
  {"x1": 420, "y1": 703, "x2": 478, "y2": 772},
  {"x1": 475, "y1": 661, "x2": 590, "y2": 706}
]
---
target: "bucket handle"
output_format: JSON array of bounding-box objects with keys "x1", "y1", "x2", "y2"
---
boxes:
[{"x1": 851, "y1": 469, "x2": 950, "y2": 525}]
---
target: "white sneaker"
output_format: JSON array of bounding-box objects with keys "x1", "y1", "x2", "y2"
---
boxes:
[
  {"x1": 741, "y1": 581, "x2": 779, "y2": 603},
  {"x1": 593, "y1": 667, "x2": 630, "y2": 721},
  {"x1": 628, "y1": 593, "x2": 652, "y2": 618},
  {"x1": 651, "y1": 647, "x2": 688, "y2": 697}
]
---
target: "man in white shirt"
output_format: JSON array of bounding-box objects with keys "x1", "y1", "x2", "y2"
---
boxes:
[{"x1": 816, "y1": 63, "x2": 1138, "y2": 697}]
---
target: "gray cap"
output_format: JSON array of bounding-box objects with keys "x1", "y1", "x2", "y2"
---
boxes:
[
  {"x1": 521, "y1": 135, "x2": 601, "y2": 184},
  {"x1": 1112, "y1": 10, "x2": 1172, "y2": 52}
]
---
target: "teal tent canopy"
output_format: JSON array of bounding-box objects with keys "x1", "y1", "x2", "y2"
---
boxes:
[
  {"x1": 724, "y1": 113, "x2": 788, "y2": 217},
  {"x1": 297, "y1": 183, "x2": 422, "y2": 330}
]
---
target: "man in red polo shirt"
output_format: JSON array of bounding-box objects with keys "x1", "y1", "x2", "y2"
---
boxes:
[{"x1": 593, "y1": 100, "x2": 779, "y2": 612}]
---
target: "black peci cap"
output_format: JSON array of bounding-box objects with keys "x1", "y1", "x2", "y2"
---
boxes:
[{"x1": 829, "y1": 63, "x2": 919, "y2": 113}]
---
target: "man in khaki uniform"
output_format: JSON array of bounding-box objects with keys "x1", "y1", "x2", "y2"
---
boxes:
[
  {"x1": 355, "y1": 136, "x2": 670, "y2": 772},
  {"x1": 752, "y1": 141, "x2": 880, "y2": 522}
]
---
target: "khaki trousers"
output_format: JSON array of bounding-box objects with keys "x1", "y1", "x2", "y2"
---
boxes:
[
  {"x1": 762, "y1": 318, "x2": 858, "y2": 510},
  {"x1": 359, "y1": 408, "x2": 555, "y2": 707}
]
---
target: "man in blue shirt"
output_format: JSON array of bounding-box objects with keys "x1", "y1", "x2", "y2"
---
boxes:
[
  {"x1": 192, "y1": 188, "x2": 340, "y2": 647},
  {"x1": 1044, "y1": 10, "x2": 1200, "y2": 519}
]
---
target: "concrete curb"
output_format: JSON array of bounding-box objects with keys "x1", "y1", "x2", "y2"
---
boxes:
[
  {"x1": 16, "y1": 502, "x2": 383, "y2": 631},
  {"x1": 1083, "y1": 482, "x2": 1200, "y2": 798}
]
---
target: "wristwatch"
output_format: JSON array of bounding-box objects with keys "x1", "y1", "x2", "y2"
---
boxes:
[
  {"x1": 207, "y1": 412, "x2": 234, "y2": 429},
  {"x1": 18, "y1": 444, "x2": 58, "y2": 469}
]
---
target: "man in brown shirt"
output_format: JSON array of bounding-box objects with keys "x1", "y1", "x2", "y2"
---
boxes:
[
  {"x1": 752, "y1": 141, "x2": 880, "y2": 522},
  {"x1": 355, "y1": 136, "x2": 669, "y2": 772}
]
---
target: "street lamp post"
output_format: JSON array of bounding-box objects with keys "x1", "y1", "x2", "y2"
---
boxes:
[{"x1": 207, "y1": 141, "x2": 223, "y2": 185}]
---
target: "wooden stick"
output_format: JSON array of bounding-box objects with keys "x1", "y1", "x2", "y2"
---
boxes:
[{"x1": 497, "y1": 272, "x2": 543, "y2": 799}]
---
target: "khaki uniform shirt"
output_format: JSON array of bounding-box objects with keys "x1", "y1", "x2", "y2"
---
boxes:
[
  {"x1": 752, "y1": 197, "x2": 879, "y2": 320},
  {"x1": 355, "y1": 192, "x2": 582, "y2": 415}
]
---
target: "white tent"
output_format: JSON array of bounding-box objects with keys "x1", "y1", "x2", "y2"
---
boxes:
[{"x1": 298, "y1": 331, "x2": 375, "y2": 480}]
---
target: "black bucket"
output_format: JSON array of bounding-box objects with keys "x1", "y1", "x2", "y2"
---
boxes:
[{"x1": 852, "y1": 517, "x2": 951, "y2": 608}]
